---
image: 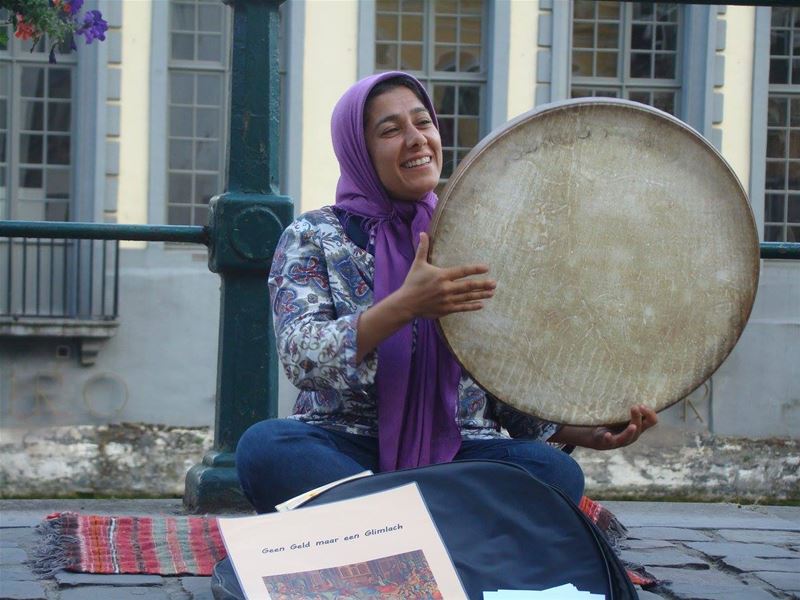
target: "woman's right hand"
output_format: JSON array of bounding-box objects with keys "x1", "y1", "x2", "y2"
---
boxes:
[
  {"x1": 355, "y1": 232, "x2": 496, "y2": 362},
  {"x1": 395, "y1": 232, "x2": 496, "y2": 321}
]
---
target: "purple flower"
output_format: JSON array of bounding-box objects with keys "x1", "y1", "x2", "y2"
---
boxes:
[
  {"x1": 65, "y1": 0, "x2": 84, "y2": 16},
  {"x1": 77, "y1": 10, "x2": 107, "y2": 44}
]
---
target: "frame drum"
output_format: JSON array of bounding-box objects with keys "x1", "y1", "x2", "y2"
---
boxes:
[{"x1": 430, "y1": 99, "x2": 759, "y2": 426}]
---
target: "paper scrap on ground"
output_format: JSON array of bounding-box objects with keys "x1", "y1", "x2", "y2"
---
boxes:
[
  {"x1": 483, "y1": 583, "x2": 605, "y2": 599},
  {"x1": 274, "y1": 469, "x2": 373, "y2": 511}
]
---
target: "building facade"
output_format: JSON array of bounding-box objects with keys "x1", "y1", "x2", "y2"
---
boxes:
[{"x1": 0, "y1": 1, "x2": 798, "y2": 496}]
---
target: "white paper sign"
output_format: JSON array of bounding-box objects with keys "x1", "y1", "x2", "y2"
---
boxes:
[{"x1": 218, "y1": 483, "x2": 468, "y2": 600}]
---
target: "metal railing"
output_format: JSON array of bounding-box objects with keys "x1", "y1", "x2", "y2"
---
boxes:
[{"x1": 1, "y1": 237, "x2": 119, "y2": 320}]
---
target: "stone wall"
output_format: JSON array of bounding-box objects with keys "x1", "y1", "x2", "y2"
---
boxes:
[{"x1": 0, "y1": 423, "x2": 797, "y2": 502}]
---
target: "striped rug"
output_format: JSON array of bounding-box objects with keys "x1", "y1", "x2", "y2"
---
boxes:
[{"x1": 34, "y1": 512, "x2": 227, "y2": 576}]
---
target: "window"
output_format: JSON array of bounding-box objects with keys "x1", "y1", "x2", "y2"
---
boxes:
[
  {"x1": 0, "y1": 10, "x2": 76, "y2": 221},
  {"x1": 167, "y1": 0, "x2": 231, "y2": 226},
  {"x1": 570, "y1": 1, "x2": 681, "y2": 116},
  {"x1": 765, "y1": 7, "x2": 800, "y2": 243},
  {"x1": 374, "y1": 0, "x2": 486, "y2": 180}
]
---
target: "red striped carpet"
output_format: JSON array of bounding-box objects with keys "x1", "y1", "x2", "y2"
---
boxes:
[{"x1": 34, "y1": 512, "x2": 226, "y2": 576}]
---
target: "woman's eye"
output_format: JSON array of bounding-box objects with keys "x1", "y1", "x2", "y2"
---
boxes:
[{"x1": 381, "y1": 127, "x2": 399, "y2": 136}]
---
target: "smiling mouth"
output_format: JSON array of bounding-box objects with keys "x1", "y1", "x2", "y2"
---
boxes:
[{"x1": 401, "y1": 156, "x2": 432, "y2": 169}]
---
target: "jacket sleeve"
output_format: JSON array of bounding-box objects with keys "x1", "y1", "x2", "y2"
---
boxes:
[
  {"x1": 492, "y1": 398, "x2": 562, "y2": 442},
  {"x1": 268, "y1": 218, "x2": 376, "y2": 392}
]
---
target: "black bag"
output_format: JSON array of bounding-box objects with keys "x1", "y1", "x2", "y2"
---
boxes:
[{"x1": 211, "y1": 460, "x2": 637, "y2": 600}]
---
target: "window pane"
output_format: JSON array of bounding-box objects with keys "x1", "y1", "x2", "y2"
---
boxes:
[
  {"x1": 459, "y1": 47, "x2": 481, "y2": 72},
  {"x1": 630, "y1": 53, "x2": 652, "y2": 78},
  {"x1": 436, "y1": 16, "x2": 457, "y2": 43},
  {"x1": 772, "y1": 7, "x2": 792, "y2": 28},
  {"x1": 401, "y1": 15, "x2": 423, "y2": 41},
  {"x1": 198, "y1": 4, "x2": 222, "y2": 33},
  {"x1": 458, "y1": 117, "x2": 478, "y2": 147},
  {"x1": 196, "y1": 108, "x2": 220, "y2": 138},
  {"x1": 788, "y1": 225, "x2": 800, "y2": 242},
  {"x1": 172, "y1": 2, "x2": 195, "y2": 30},
  {"x1": 196, "y1": 174, "x2": 218, "y2": 203},
  {"x1": 403, "y1": 0, "x2": 424, "y2": 11},
  {"x1": 20, "y1": 135, "x2": 43, "y2": 163},
  {"x1": 770, "y1": 58, "x2": 789, "y2": 84},
  {"x1": 439, "y1": 117, "x2": 454, "y2": 146},
  {"x1": 169, "y1": 173, "x2": 193, "y2": 204},
  {"x1": 792, "y1": 59, "x2": 800, "y2": 86},
  {"x1": 768, "y1": 97, "x2": 788, "y2": 126},
  {"x1": 788, "y1": 194, "x2": 800, "y2": 222},
  {"x1": 44, "y1": 201, "x2": 68, "y2": 221},
  {"x1": 656, "y1": 4, "x2": 678, "y2": 22},
  {"x1": 197, "y1": 74, "x2": 221, "y2": 106},
  {"x1": 629, "y1": 91, "x2": 650, "y2": 105},
  {"x1": 21, "y1": 68, "x2": 45, "y2": 98},
  {"x1": 170, "y1": 139, "x2": 193, "y2": 169},
  {"x1": 171, "y1": 73, "x2": 194, "y2": 104},
  {"x1": 633, "y1": 2, "x2": 653, "y2": 20},
  {"x1": 572, "y1": 51, "x2": 593, "y2": 76},
  {"x1": 197, "y1": 34, "x2": 222, "y2": 62},
  {"x1": 656, "y1": 25, "x2": 677, "y2": 51},
  {"x1": 20, "y1": 168, "x2": 42, "y2": 188},
  {"x1": 654, "y1": 54, "x2": 675, "y2": 79},
  {"x1": 48, "y1": 69, "x2": 71, "y2": 99},
  {"x1": 790, "y1": 98, "x2": 800, "y2": 126},
  {"x1": 46, "y1": 169, "x2": 69, "y2": 199},
  {"x1": 790, "y1": 131, "x2": 800, "y2": 159},
  {"x1": 765, "y1": 194, "x2": 785, "y2": 222},
  {"x1": 376, "y1": 43, "x2": 398, "y2": 70},
  {"x1": 401, "y1": 44, "x2": 422, "y2": 71},
  {"x1": 766, "y1": 161, "x2": 786, "y2": 189},
  {"x1": 764, "y1": 225, "x2": 783, "y2": 241},
  {"x1": 47, "y1": 136, "x2": 70, "y2": 165},
  {"x1": 376, "y1": 15, "x2": 398, "y2": 41},
  {"x1": 631, "y1": 25, "x2": 652, "y2": 50},
  {"x1": 574, "y1": 0, "x2": 594, "y2": 19},
  {"x1": 377, "y1": 0, "x2": 398, "y2": 10},
  {"x1": 193, "y1": 206, "x2": 208, "y2": 226},
  {"x1": 597, "y1": 1, "x2": 620, "y2": 20},
  {"x1": 771, "y1": 30, "x2": 790, "y2": 56},
  {"x1": 435, "y1": 46, "x2": 457, "y2": 71},
  {"x1": 195, "y1": 140, "x2": 219, "y2": 170},
  {"x1": 790, "y1": 162, "x2": 800, "y2": 190},
  {"x1": 168, "y1": 205, "x2": 191, "y2": 225},
  {"x1": 434, "y1": 85, "x2": 455, "y2": 114},
  {"x1": 458, "y1": 86, "x2": 480, "y2": 116},
  {"x1": 573, "y1": 22, "x2": 594, "y2": 49},
  {"x1": 172, "y1": 33, "x2": 194, "y2": 60},
  {"x1": 21, "y1": 101, "x2": 44, "y2": 131},
  {"x1": 47, "y1": 104, "x2": 70, "y2": 132},
  {"x1": 596, "y1": 52, "x2": 618, "y2": 77},
  {"x1": 597, "y1": 24, "x2": 618, "y2": 49},
  {"x1": 461, "y1": 17, "x2": 481, "y2": 44},
  {"x1": 170, "y1": 106, "x2": 194, "y2": 137},
  {"x1": 767, "y1": 131, "x2": 786, "y2": 158},
  {"x1": 653, "y1": 91, "x2": 675, "y2": 114}
]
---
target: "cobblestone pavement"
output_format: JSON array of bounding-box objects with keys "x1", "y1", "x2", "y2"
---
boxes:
[{"x1": 0, "y1": 499, "x2": 798, "y2": 599}]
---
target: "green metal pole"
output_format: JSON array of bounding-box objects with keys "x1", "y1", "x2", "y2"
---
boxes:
[{"x1": 184, "y1": 0, "x2": 292, "y2": 513}]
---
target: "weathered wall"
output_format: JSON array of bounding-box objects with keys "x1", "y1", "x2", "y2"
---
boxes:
[{"x1": 1, "y1": 423, "x2": 796, "y2": 501}]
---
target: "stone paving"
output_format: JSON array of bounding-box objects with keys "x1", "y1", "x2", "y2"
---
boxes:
[{"x1": 0, "y1": 499, "x2": 798, "y2": 599}]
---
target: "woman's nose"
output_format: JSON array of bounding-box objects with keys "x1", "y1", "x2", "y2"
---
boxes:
[{"x1": 406, "y1": 127, "x2": 427, "y2": 148}]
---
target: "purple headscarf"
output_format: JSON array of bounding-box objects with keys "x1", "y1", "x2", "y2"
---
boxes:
[{"x1": 331, "y1": 71, "x2": 462, "y2": 472}]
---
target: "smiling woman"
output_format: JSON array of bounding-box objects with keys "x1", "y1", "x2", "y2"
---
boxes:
[{"x1": 233, "y1": 71, "x2": 654, "y2": 515}]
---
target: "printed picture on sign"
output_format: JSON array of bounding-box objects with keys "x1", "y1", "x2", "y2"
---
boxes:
[{"x1": 261, "y1": 549, "x2": 444, "y2": 599}]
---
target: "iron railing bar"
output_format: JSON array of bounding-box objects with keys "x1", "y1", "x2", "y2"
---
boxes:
[
  {"x1": 101, "y1": 239, "x2": 107, "y2": 317},
  {"x1": 49, "y1": 239, "x2": 55, "y2": 316},
  {"x1": 6, "y1": 237, "x2": 12, "y2": 314},
  {"x1": 21, "y1": 237, "x2": 27, "y2": 316},
  {"x1": 88, "y1": 240, "x2": 94, "y2": 316},
  {"x1": 36, "y1": 238, "x2": 41, "y2": 315},
  {"x1": 76, "y1": 239, "x2": 81, "y2": 318},
  {"x1": 62, "y1": 239, "x2": 68, "y2": 319},
  {"x1": 760, "y1": 242, "x2": 800, "y2": 260},
  {"x1": 0, "y1": 220, "x2": 209, "y2": 244},
  {"x1": 113, "y1": 240, "x2": 120, "y2": 318}
]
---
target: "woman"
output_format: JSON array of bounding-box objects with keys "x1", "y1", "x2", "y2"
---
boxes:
[{"x1": 236, "y1": 71, "x2": 657, "y2": 514}]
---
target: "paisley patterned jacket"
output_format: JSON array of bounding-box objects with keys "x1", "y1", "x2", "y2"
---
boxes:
[{"x1": 268, "y1": 206, "x2": 559, "y2": 442}]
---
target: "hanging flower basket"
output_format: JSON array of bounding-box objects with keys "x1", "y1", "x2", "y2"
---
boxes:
[{"x1": 0, "y1": 0, "x2": 107, "y2": 62}]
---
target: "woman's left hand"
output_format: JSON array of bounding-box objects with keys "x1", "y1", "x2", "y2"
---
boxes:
[{"x1": 550, "y1": 404, "x2": 658, "y2": 450}]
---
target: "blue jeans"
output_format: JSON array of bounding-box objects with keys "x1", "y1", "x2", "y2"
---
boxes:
[{"x1": 236, "y1": 419, "x2": 585, "y2": 513}]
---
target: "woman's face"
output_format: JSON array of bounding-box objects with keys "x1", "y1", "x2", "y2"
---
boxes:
[{"x1": 364, "y1": 86, "x2": 443, "y2": 201}]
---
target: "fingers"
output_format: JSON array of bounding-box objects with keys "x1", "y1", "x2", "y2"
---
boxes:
[
  {"x1": 607, "y1": 423, "x2": 638, "y2": 448},
  {"x1": 444, "y1": 263, "x2": 490, "y2": 279},
  {"x1": 414, "y1": 232, "x2": 430, "y2": 265}
]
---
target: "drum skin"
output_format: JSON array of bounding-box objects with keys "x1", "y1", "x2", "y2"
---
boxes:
[{"x1": 429, "y1": 99, "x2": 759, "y2": 426}]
